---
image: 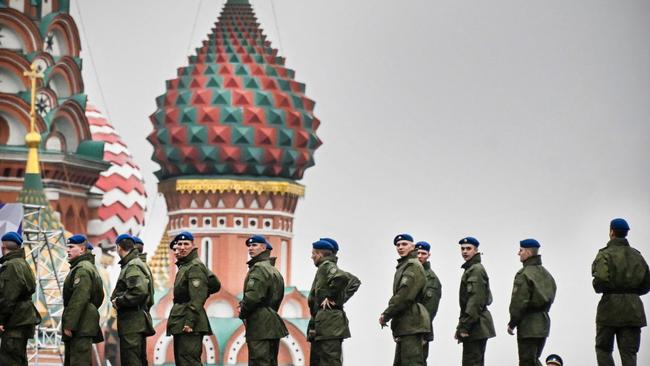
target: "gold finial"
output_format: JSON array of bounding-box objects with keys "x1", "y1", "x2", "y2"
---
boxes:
[{"x1": 23, "y1": 62, "x2": 44, "y2": 174}]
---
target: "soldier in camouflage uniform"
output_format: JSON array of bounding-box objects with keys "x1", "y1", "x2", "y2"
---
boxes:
[
  {"x1": 319, "y1": 238, "x2": 361, "y2": 304},
  {"x1": 507, "y1": 239, "x2": 557, "y2": 366},
  {"x1": 62, "y1": 234, "x2": 105, "y2": 366},
  {"x1": 111, "y1": 234, "x2": 155, "y2": 365},
  {"x1": 0, "y1": 232, "x2": 41, "y2": 365},
  {"x1": 308, "y1": 239, "x2": 360, "y2": 366},
  {"x1": 132, "y1": 236, "x2": 155, "y2": 325},
  {"x1": 239, "y1": 235, "x2": 288, "y2": 366},
  {"x1": 414, "y1": 241, "x2": 442, "y2": 364},
  {"x1": 592, "y1": 218, "x2": 650, "y2": 366},
  {"x1": 456, "y1": 236, "x2": 495, "y2": 366},
  {"x1": 166, "y1": 231, "x2": 215, "y2": 366},
  {"x1": 380, "y1": 233, "x2": 430, "y2": 366}
]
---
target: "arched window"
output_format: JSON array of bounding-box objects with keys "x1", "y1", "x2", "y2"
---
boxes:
[
  {"x1": 0, "y1": 113, "x2": 26, "y2": 145},
  {"x1": 201, "y1": 237, "x2": 213, "y2": 269},
  {"x1": 0, "y1": 67, "x2": 26, "y2": 93},
  {"x1": 51, "y1": 116, "x2": 78, "y2": 153}
]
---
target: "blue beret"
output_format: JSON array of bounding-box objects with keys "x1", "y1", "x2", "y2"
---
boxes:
[
  {"x1": 67, "y1": 234, "x2": 87, "y2": 245},
  {"x1": 115, "y1": 233, "x2": 132, "y2": 244},
  {"x1": 246, "y1": 235, "x2": 272, "y2": 250},
  {"x1": 545, "y1": 354, "x2": 563, "y2": 366},
  {"x1": 1, "y1": 231, "x2": 23, "y2": 246},
  {"x1": 520, "y1": 238, "x2": 540, "y2": 248},
  {"x1": 459, "y1": 236, "x2": 480, "y2": 247},
  {"x1": 132, "y1": 236, "x2": 144, "y2": 245},
  {"x1": 415, "y1": 241, "x2": 431, "y2": 252},
  {"x1": 610, "y1": 218, "x2": 630, "y2": 231},
  {"x1": 394, "y1": 233, "x2": 414, "y2": 245},
  {"x1": 86, "y1": 242, "x2": 94, "y2": 250},
  {"x1": 320, "y1": 237, "x2": 339, "y2": 252},
  {"x1": 312, "y1": 240, "x2": 335, "y2": 251},
  {"x1": 174, "y1": 231, "x2": 194, "y2": 242}
]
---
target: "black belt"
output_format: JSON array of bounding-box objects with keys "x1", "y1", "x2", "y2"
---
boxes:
[{"x1": 604, "y1": 290, "x2": 638, "y2": 295}]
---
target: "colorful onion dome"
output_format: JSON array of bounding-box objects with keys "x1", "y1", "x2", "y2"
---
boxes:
[
  {"x1": 86, "y1": 104, "x2": 147, "y2": 244},
  {"x1": 147, "y1": 0, "x2": 321, "y2": 181}
]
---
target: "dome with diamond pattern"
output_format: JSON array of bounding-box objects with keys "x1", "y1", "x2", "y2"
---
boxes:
[{"x1": 147, "y1": 0, "x2": 321, "y2": 181}]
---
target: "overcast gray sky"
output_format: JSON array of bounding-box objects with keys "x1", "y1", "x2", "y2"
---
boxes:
[{"x1": 75, "y1": 0, "x2": 650, "y2": 364}]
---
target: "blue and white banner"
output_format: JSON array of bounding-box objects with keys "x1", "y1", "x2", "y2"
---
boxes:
[{"x1": 0, "y1": 203, "x2": 24, "y2": 236}]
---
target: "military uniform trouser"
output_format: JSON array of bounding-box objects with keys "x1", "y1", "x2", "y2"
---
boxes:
[
  {"x1": 423, "y1": 341, "x2": 430, "y2": 365},
  {"x1": 173, "y1": 333, "x2": 203, "y2": 366},
  {"x1": 517, "y1": 337, "x2": 546, "y2": 366},
  {"x1": 393, "y1": 334, "x2": 425, "y2": 366},
  {"x1": 64, "y1": 336, "x2": 93, "y2": 366},
  {"x1": 595, "y1": 325, "x2": 641, "y2": 366},
  {"x1": 247, "y1": 339, "x2": 280, "y2": 366},
  {"x1": 310, "y1": 339, "x2": 343, "y2": 366},
  {"x1": 120, "y1": 332, "x2": 147, "y2": 366},
  {"x1": 0, "y1": 334, "x2": 29, "y2": 366},
  {"x1": 462, "y1": 338, "x2": 487, "y2": 366}
]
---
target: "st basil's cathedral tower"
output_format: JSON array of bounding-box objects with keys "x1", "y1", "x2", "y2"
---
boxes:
[{"x1": 147, "y1": 0, "x2": 321, "y2": 365}]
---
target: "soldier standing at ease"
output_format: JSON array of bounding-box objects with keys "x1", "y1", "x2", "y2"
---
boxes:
[
  {"x1": 414, "y1": 241, "x2": 442, "y2": 364},
  {"x1": 456, "y1": 237, "x2": 495, "y2": 366},
  {"x1": 62, "y1": 234, "x2": 105, "y2": 366},
  {"x1": 239, "y1": 235, "x2": 288, "y2": 366},
  {"x1": 166, "y1": 231, "x2": 214, "y2": 366},
  {"x1": 307, "y1": 239, "x2": 359, "y2": 366},
  {"x1": 507, "y1": 239, "x2": 557, "y2": 366},
  {"x1": 379, "y1": 233, "x2": 430, "y2": 366},
  {"x1": 0, "y1": 232, "x2": 41, "y2": 365},
  {"x1": 111, "y1": 234, "x2": 155, "y2": 365},
  {"x1": 592, "y1": 218, "x2": 650, "y2": 366}
]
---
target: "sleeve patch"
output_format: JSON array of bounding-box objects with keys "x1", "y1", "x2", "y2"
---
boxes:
[
  {"x1": 192, "y1": 279, "x2": 201, "y2": 288},
  {"x1": 73, "y1": 277, "x2": 81, "y2": 286},
  {"x1": 247, "y1": 279, "x2": 255, "y2": 288},
  {"x1": 329, "y1": 267, "x2": 337, "y2": 275}
]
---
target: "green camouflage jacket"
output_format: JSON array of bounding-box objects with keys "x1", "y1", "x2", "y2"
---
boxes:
[
  {"x1": 382, "y1": 251, "x2": 431, "y2": 337},
  {"x1": 62, "y1": 252, "x2": 104, "y2": 342},
  {"x1": 111, "y1": 249, "x2": 155, "y2": 336},
  {"x1": 307, "y1": 255, "x2": 357, "y2": 341},
  {"x1": 166, "y1": 249, "x2": 212, "y2": 335},
  {"x1": 592, "y1": 238, "x2": 650, "y2": 327},
  {"x1": 239, "y1": 250, "x2": 288, "y2": 341},
  {"x1": 457, "y1": 253, "x2": 496, "y2": 341},
  {"x1": 421, "y1": 261, "x2": 442, "y2": 341},
  {"x1": 0, "y1": 248, "x2": 41, "y2": 337},
  {"x1": 508, "y1": 255, "x2": 556, "y2": 338}
]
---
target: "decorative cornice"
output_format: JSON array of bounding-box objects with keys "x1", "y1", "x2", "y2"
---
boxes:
[{"x1": 163, "y1": 178, "x2": 305, "y2": 197}]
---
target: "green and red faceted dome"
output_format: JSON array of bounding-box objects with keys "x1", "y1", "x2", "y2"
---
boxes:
[{"x1": 148, "y1": 0, "x2": 321, "y2": 181}]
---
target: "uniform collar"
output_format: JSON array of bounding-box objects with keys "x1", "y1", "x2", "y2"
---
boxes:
[
  {"x1": 606, "y1": 238, "x2": 629, "y2": 247},
  {"x1": 523, "y1": 255, "x2": 542, "y2": 267},
  {"x1": 461, "y1": 252, "x2": 481, "y2": 269},
  {"x1": 118, "y1": 248, "x2": 140, "y2": 267},
  {"x1": 176, "y1": 248, "x2": 198, "y2": 266},
  {"x1": 422, "y1": 261, "x2": 431, "y2": 270},
  {"x1": 139, "y1": 252, "x2": 147, "y2": 263},
  {"x1": 396, "y1": 250, "x2": 417, "y2": 267},
  {"x1": 69, "y1": 251, "x2": 95, "y2": 267},
  {"x1": 317, "y1": 255, "x2": 338, "y2": 267},
  {"x1": 0, "y1": 248, "x2": 25, "y2": 263},
  {"x1": 247, "y1": 249, "x2": 271, "y2": 267}
]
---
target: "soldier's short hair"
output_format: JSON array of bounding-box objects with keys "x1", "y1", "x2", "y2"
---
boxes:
[
  {"x1": 2, "y1": 241, "x2": 20, "y2": 250},
  {"x1": 528, "y1": 247, "x2": 539, "y2": 256},
  {"x1": 117, "y1": 237, "x2": 135, "y2": 251},
  {"x1": 315, "y1": 248, "x2": 333, "y2": 257},
  {"x1": 612, "y1": 229, "x2": 628, "y2": 238}
]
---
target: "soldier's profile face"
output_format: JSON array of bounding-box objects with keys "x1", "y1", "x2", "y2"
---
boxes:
[
  {"x1": 395, "y1": 241, "x2": 414, "y2": 257},
  {"x1": 175, "y1": 240, "x2": 194, "y2": 258},
  {"x1": 310, "y1": 249, "x2": 323, "y2": 266},
  {"x1": 416, "y1": 249, "x2": 430, "y2": 264},
  {"x1": 248, "y1": 242, "x2": 266, "y2": 258},
  {"x1": 66, "y1": 244, "x2": 84, "y2": 260},
  {"x1": 518, "y1": 247, "x2": 534, "y2": 262},
  {"x1": 460, "y1": 244, "x2": 478, "y2": 261}
]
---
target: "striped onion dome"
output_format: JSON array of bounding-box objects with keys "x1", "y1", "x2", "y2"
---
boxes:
[{"x1": 86, "y1": 104, "x2": 147, "y2": 244}]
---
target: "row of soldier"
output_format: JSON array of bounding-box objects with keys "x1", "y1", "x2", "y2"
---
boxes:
[{"x1": 0, "y1": 216, "x2": 648, "y2": 365}]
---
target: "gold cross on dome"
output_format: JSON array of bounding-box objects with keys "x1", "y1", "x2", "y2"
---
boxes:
[{"x1": 23, "y1": 62, "x2": 44, "y2": 133}]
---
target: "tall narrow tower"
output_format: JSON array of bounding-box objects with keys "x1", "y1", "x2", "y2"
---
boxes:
[{"x1": 147, "y1": 1, "x2": 321, "y2": 364}]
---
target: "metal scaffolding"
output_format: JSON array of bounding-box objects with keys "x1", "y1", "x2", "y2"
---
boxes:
[{"x1": 22, "y1": 203, "x2": 67, "y2": 365}]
